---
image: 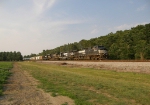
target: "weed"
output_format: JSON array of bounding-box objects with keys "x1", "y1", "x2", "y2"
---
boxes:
[
  {"x1": 51, "y1": 92, "x2": 58, "y2": 97},
  {"x1": 62, "y1": 102, "x2": 68, "y2": 105},
  {"x1": 0, "y1": 62, "x2": 12, "y2": 96}
]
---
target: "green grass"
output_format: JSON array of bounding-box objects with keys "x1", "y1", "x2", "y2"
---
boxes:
[
  {"x1": 0, "y1": 62, "x2": 12, "y2": 95},
  {"x1": 18, "y1": 62, "x2": 150, "y2": 105}
]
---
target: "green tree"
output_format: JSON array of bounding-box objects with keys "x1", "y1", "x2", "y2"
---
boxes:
[
  {"x1": 135, "y1": 40, "x2": 148, "y2": 60},
  {"x1": 37, "y1": 23, "x2": 150, "y2": 60}
]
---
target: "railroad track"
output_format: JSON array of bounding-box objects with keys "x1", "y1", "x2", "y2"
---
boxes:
[{"x1": 35, "y1": 59, "x2": 150, "y2": 62}]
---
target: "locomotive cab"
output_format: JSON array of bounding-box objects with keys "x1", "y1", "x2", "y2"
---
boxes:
[
  {"x1": 91, "y1": 45, "x2": 107, "y2": 59},
  {"x1": 98, "y1": 46, "x2": 106, "y2": 50},
  {"x1": 97, "y1": 46, "x2": 107, "y2": 59}
]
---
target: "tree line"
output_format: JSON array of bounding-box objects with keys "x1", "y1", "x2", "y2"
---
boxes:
[
  {"x1": 26, "y1": 23, "x2": 150, "y2": 60},
  {"x1": 0, "y1": 51, "x2": 23, "y2": 61}
]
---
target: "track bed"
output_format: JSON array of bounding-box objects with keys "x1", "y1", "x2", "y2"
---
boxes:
[{"x1": 40, "y1": 60, "x2": 150, "y2": 74}]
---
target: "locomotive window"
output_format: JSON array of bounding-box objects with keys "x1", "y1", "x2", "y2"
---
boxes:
[{"x1": 98, "y1": 46, "x2": 106, "y2": 50}]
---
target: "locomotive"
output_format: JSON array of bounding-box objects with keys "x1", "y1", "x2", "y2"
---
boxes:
[{"x1": 28, "y1": 45, "x2": 107, "y2": 61}]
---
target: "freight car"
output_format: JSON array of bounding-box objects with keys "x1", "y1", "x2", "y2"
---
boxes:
[{"x1": 30, "y1": 56, "x2": 48, "y2": 60}]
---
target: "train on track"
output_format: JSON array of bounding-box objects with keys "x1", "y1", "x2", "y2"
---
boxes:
[{"x1": 25, "y1": 45, "x2": 108, "y2": 61}]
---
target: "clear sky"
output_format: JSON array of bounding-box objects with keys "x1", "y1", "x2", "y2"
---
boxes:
[{"x1": 0, "y1": 0, "x2": 150, "y2": 56}]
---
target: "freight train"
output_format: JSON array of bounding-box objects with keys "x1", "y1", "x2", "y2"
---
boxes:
[{"x1": 26, "y1": 45, "x2": 108, "y2": 61}]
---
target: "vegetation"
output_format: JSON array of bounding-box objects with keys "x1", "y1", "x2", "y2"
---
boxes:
[
  {"x1": 35, "y1": 23, "x2": 150, "y2": 60},
  {"x1": 19, "y1": 62, "x2": 150, "y2": 105},
  {"x1": 0, "y1": 62, "x2": 12, "y2": 95},
  {"x1": 0, "y1": 51, "x2": 23, "y2": 61}
]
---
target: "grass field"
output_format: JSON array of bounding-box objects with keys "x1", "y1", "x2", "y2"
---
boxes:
[
  {"x1": 0, "y1": 62, "x2": 12, "y2": 96},
  {"x1": 19, "y1": 62, "x2": 150, "y2": 105}
]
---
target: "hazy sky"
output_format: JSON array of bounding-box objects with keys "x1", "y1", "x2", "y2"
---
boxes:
[{"x1": 0, "y1": 0, "x2": 150, "y2": 55}]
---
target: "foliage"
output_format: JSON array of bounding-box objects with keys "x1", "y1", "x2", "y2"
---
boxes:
[
  {"x1": 24, "y1": 53, "x2": 36, "y2": 58},
  {"x1": 37, "y1": 23, "x2": 150, "y2": 60},
  {"x1": 0, "y1": 62, "x2": 12, "y2": 95},
  {"x1": 24, "y1": 23, "x2": 150, "y2": 60},
  {"x1": 0, "y1": 51, "x2": 23, "y2": 61},
  {"x1": 19, "y1": 62, "x2": 150, "y2": 105}
]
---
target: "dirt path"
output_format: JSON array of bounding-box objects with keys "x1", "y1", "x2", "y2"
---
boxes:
[{"x1": 0, "y1": 63, "x2": 74, "y2": 105}]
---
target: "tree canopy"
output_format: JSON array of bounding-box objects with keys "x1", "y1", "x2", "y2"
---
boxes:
[
  {"x1": 0, "y1": 51, "x2": 23, "y2": 61},
  {"x1": 27, "y1": 23, "x2": 150, "y2": 60}
]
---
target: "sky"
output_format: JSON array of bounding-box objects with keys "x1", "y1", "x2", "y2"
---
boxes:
[{"x1": 0, "y1": 0, "x2": 150, "y2": 56}]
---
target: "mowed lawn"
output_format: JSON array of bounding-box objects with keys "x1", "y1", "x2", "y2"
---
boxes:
[{"x1": 18, "y1": 62, "x2": 150, "y2": 105}]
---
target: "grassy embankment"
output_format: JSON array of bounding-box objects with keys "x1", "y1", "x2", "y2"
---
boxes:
[
  {"x1": 19, "y1": 62, "x2": 150, "y2": 105},
  {"x1": 0, "y1": 62, "x2": 12, "y2": 95}
]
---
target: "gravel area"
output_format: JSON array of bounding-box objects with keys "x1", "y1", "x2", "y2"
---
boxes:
[{"x1": 41, "y1": 61, "x2": 150, "y2": 74}]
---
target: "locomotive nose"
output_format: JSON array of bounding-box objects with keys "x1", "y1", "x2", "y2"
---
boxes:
[{"x1": 98, "y1": 50, "x2": 107, "y2": 54}]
